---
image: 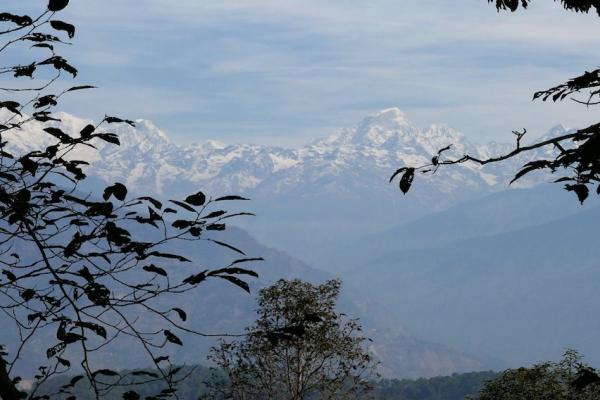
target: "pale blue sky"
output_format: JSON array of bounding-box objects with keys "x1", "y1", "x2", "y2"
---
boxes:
[{"x1": 9, "y1": 0, "x2": 600, "y2": 146}]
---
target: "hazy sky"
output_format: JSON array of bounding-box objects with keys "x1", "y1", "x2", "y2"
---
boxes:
[{"x1": 9, "y1": 1, "x2": 600, "y2": 146}]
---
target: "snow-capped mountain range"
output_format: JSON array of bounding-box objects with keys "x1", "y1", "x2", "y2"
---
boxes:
[
  {"x1": 4, "y1": 107, "x2": 562, "y2": 202},
  {"x1": 4, "y1": 107, "x2": 565, "y2": 264}
]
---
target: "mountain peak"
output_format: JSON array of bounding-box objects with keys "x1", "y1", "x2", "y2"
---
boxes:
[{"x1": 364, "y1": 107, "x2": 411, "y2": 129}]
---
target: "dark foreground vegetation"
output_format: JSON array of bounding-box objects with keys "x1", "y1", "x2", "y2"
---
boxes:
[{"x1": 35, "y1": 368, "x2": 497, "y2": 400}]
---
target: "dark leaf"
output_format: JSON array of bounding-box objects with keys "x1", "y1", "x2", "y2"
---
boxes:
[
  {"x1": 43, "y1": 127, "x2": 71, "y2": 142},
  {"x1": 46, "y1": 342, "x2": 66, "y2": 359},
  {"x1": 105, "y1": 116, "x2": 135, "y2": 127},
  {"x1": 2, "y1": 270, "x2": 17, "y2": 282},
  {"x1": 164, "y1": 330, "x2": 183, "y2": 346},
  {"x1": 31, "y1": 43, "x2": 54, "y2": 51},
  {"x1": 214, "y1": 195, "x2": 250, "y2": 201},
  {"x1": 147, "y1": 251, "x2": 190, "y2": 262},
  {"x1": 399, "y1": 168, "x2": 415, "y2": 194},
  {"x1": 182, "y1": 271, "x2": 208, "y2": 285},
  {"x1": 210, "y1": 267, "x2": 258, "y2": 278},
  {"x1": 103, "y1": 182, "x2": 127, "y2": 201},
  {"x1": 73, "y1": 321, "x2": 107, "y2": 339},
  {"x1": 14, "y1": 63, "x2": 36, "y2": 78},
  {"x1": 510, "y1": 160, "x2": 552, "y2": 183},
  {"x1": 79, "y1": 124, "x2": 95, "y2": 139},
  {"x1": 48, "y1": 0, "x2": 70, "y2": 12},
  {"x1": 67, "y1": 85, "x2": 96, "y2": 92},
  {"x1": 50, "y1": 20, "x2": 75, "y2": 38},
  {"x1": 171, "y1": 308, "x2": 187, "y2": 321},
  {"x1": 171, "y1": 219, "x2": 192, "y2": 229},
  {"x1": 218, "y1": 275, "x2": 250, "y2": 293},
  {"x1": 566, "y1": 184, "x2": 589, "y2": 204},
  {"x1": 189, "y1": 226, "x2": 202, "y2": 236},
  {"x1": 57, "y1": 357, "x2": 71, "y2": 367},
  {"x1": 142, "y1": 264, "x2": 167, "y2": 277},
  {"x1": 203, "y1": 210, "x2": 226, "y2": 219},
  {"x1": 138, "y1": 196, "x2": 162, "y2": 209},
  {"x1": 389, "y1": 167, "x2": 407, "y2": 183},
  {"x1": 0, "y1": 172, "x2": 17, "y2": 182},
  {"x1": 169, "y1": 200, "x2": 195, "y2": 212},
  {"x1": 0, "y1": 101, "x2": 22, "y2": 116},
  {"x1": 34, "y1": 95, "x2": 58, "y2": 109},
  {"x1": 0, "y1": 13, "x2": 33, "y2": 27},
  {"x1": 185, "y1": 191, "x2": 206, "y2": 206},
  {"x1": 210, "y1": 239, "x2": 245, "y2": 255},
  {"x1": 229, "y1": 257, "x2": 264, "y2": 266},
  {"x1": 93, "y1": 133, "x2": 120, "y2": 145},
  {"x1": 39, "y1": 56, "x2": 77, "y2": 77},
  {"x1": 21, "y1": 289, "x2": 36, "y2": 301}
]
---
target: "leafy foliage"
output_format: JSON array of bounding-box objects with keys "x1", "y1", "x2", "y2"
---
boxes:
[
  {"x1": 476, "y1": 350, "x2": 600, "y2": 399},
  {"x1": 0, "y1": 3, "x2": 260, "y2": 400},
  {"x1": 391, "y1": 1, "x2": 600, "y2": 204},
  {"x1": 490, "y1": 0, "x2": 600, "y2": 14},
  {"x1": 206, "y1": 279, "x2": 377, "y2": 400}
]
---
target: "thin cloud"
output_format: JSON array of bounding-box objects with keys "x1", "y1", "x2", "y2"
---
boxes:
[{"x1": 13, "y1": 0, "x2": 600, "y2": 146}]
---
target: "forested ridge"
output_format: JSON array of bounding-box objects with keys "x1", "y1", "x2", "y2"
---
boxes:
[{"x1": 35, "y1": 367, "x2": 497, "y2": 400}]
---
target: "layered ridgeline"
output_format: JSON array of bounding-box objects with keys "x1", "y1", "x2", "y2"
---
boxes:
[
  {"x1": 3, "y1": 108, "x2": 564, "y2": 267},
  {"x1": 344, "y1": 187, "x2": 600, "y2": 367},
  {"x1": 1, "y1": 226, "x2": 491, "y2": 381}
]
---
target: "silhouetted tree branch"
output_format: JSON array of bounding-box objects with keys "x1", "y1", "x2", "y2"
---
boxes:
[
  {"x1": 0, "y1": 2, "x2": 260, "y2": 399},
  {"x1": 391, "y1": 1, "x2": 600, "y2": 204}
]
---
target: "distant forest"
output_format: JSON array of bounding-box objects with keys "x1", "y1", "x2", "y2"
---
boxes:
[{"x1": 37, "y1": 367, "x2": 497, "y2": 400}]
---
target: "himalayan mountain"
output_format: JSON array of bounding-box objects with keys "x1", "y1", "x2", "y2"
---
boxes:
[{"x1": 3, "y1": 107, "x2": 564, "y2": 267}]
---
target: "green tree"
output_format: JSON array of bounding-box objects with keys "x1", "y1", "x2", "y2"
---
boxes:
[
  {"x1": 206, "y1": 279, "x2": 377, "y2": 400},
  {"x1": 391, "y1": 0, "x2": 600, "y2": 204},
  {"x1": 0, "y1": 2, "x2": 259, "y2": 399},
  {"x1": 475, "y1": 350, "x2": 600, "y2": 400}
]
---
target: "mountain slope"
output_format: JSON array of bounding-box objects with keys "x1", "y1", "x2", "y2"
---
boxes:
[
  {"x1": 325, "y1": 184, "x2": 600, "y2": 272},
  {"x1": 345, "y1": 204, "x2": 600, "y2": 367}
]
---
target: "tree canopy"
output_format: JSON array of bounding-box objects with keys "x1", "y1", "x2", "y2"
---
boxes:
[
  {"x1": 206, "y1": 279, "x2": 377, "y2": 400},
  {"x1": 476, "y1": 350, "x2": 600, "y2": 399}
]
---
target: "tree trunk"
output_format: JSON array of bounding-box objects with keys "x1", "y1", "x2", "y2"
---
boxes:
[{"x1": 0, "y1": 353, "x2": 22, "y2": 400}]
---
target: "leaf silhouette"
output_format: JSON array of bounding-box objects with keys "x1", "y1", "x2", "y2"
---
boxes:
[
  {"x1": 142, "y1": 265, "x2": 167, "y2": 277},
  {"x1": 185, "y1": 191, "x2": 206, "y2": 206},
  {"x1": 164, "y1": 330, "x2": 183, "y2": 346},
  {"x1": 105, "y1": 116, "x2": 135, "y2": 127},
  {"x1": 50, "y1": 20, "x2": 75, "y2": 38},
  {"x1": 210, "y1": 239, "x2": 246, "y2": 255},
  {"x1": 0, "y1": 13, "x2": 32, "y2": 26},
  {"x1": 214, "y1": 195, "x2": 250, "y2": 201},
  {"x1": 171, "y1": 308, "x2": 187, "y2": 321},
  {"x1": 399, "y1": 168, "x2": 415, "y2": 194},
  {"x1": 103, "y1": 182, "x2": 127, "y2": 201},
  {"x1": 48, "y1": 0, "x2": 70, "y2": 12},
  {"x1": 218, "y1": 275, "x2": 250, "y2": 293}
]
